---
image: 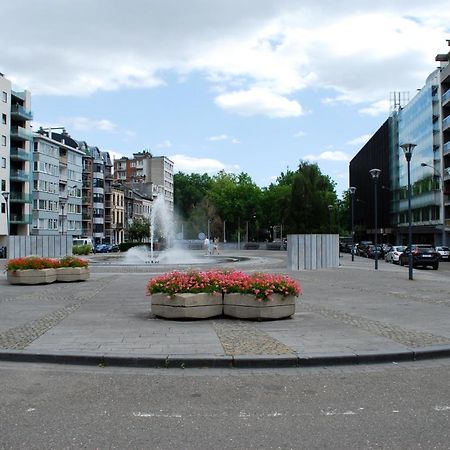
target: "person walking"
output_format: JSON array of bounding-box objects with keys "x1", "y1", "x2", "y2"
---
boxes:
[{"x1": 203, "y1": 236, "x2": 210, "y2": 255}]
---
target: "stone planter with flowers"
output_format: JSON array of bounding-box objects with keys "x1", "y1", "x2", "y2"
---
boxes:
[
  {"x1": 147, "y1": 270, "x2": 301, "y2": 320},
  {"x1": 55, "y1": 256, "x2": 90, "y2": 282},
  {"x1": 6, "y1": 256, "x2": 59, "y2": 285}
]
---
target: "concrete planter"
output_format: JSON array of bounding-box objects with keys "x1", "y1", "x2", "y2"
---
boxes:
[
  {"x1": 56, "y1": 267, "x2": 90, "y2": 282},
  {"x1": 223, "y1": 293, "x2": 296, "y2": 320},
  {"x1": 7, "y1": 268, "x2": 57, "y2": 285},
  {"x1": 151, "y1": 292, "x2": 223, "y2": 319}
]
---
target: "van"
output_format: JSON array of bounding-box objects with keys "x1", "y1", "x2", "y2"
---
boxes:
[{"x1": 73, "y1": 238, "x2": 93, "y2": 247}]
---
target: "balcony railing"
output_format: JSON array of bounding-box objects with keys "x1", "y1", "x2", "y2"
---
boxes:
[
  {"x1": 10, "y1": 146, "x2": 31, "y2": 161},
  {"x1": 9, "y1": 192, "x2": 32, "y2": 203},
  {"x1": 443, "y1": 88, "x2": 450, "y2": 104},
  {"x1": 11, "y1": 104, "x2": 33, "y2": 120},
  {"x1": 10, "y1": 214, "x2": 32, "y2": 224},
  {"x1": 443, "y1": 115, "x2": 450, "y2": 130},
  {"x1": 10, "y1": 126, "x2": 33, "y2": 141},
  {"x1": 444, "y1": 141, "x2": 450, "y2": 155},
  {"x1": 10, "y1": 169, "x2": 30, "y2": 182}
]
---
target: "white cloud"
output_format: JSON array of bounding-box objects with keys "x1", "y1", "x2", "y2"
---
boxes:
[
  {"x1": 304, "y1": 151, "x2": 350, "y2": 162},
  {"x1": 215, "y1": 88, "x2": 303, "y2": 118},
  {"x1": 208, "y1": 134, "x2": 229, "y2": 141},
  {"x1": 358, "y1": 100, "x2": 390, "y2": 116},
  {"x1": 64, "y1": 117, "x2": 118, "y2": 132},
  {"x1": 2, "y1": 1, "x2": 450, "y2": 116},
  {"x1": 346, "y1": 134, "x2": 372, "y2": 146},
  {"x1": 294, "y1": 130, "x2": 306, "y2": 138},
  {"x1": 207, "y1": 134, "x2": 241, "y2": 144},
  {"x1": 169, "y1": 154, "x2": 240, "y2": 173},
  {"x1": 156, "y1": 139, "x2": 172, "y2": 149}
]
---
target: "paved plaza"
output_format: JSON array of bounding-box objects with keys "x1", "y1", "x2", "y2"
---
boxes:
[{"x1": 1, "y1": 250, "x2": 450, "y2": 368}]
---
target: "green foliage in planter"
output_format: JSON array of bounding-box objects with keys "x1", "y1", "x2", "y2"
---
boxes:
[
  {"x1": 73, "y1": 244, "x2": 92, "y2": 255},
  {"x1": 58, "y1": 256, "x2": 89, "y2": 268}
]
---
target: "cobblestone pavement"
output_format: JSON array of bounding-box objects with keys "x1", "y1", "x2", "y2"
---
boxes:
[
  {"x1": 1, "y1": 252, "x2": 450, "y2": 364},
  {"x1": 213, "y1": 320, "x2": 295, "y2": 355}
]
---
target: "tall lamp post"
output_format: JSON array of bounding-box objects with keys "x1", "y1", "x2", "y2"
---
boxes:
[
  {"x1": 369, "y1": 169, "x2": 381, "y2": 270},
  {"x1": 401, "y1": 143, "x2": 416, "y2": 281},
  {"x1": 2, "y1": 191, "x2": 10, "y2": 236},
  {"x1": 60, "y1": 198, "x2": 67, "y2": 235},
  {"x1": 349, "y1": 187, "x2": 356, "y2": 261},
  {"x1": 421, "y1": 162, "x2": 445, "y2": 246}
]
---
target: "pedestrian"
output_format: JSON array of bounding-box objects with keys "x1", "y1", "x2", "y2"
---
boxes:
[
  {"x1": 213, "y1": 237, "x2": 219, "y2": 255},
  {"x1": 204, "y1": 236, "x2": 210, "y2": 255}
]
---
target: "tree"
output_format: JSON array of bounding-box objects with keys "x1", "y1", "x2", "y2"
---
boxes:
[
  {"x1": 174, "y1": 172, "x2": 212, "y2": 220},
  {"x1": 128, "y1": 218, "x2": 150, "y2": 242},
  {"x1": 289, "y1": 162, "x2": 337, "y2": 233}
]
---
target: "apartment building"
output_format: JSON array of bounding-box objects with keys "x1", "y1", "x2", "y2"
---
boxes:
[
  {"x1": 113, "y1": 151, "x2": 174, "y2": 210},
  {"x1": 31, "y1": 130, "x2": 83, "y2": 236},
  {"x1": 111, "y1": 185, "x2": 124, "y2": 244},
  {"x1": 0, "y1": 73, "x2": 33, "y2": 239}
]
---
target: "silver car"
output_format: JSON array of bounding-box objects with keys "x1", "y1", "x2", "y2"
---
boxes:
[
  {"x1": 435, "y1": 246, "x2": 450, "y2": 261},
  {"x1": 385, "y1": 245, "x2": 406, "y2": 264}
]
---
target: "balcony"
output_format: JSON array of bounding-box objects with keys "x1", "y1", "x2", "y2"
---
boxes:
[
  {"x1": 9, "y1": 192, "x2": 31, "y2": 203},
  {"x1": 443, "y1": 115, "x2": 450, "y2": 131},
  {"x1": 10, "y1": 126, "x2": 33, "y2": 141},
  {"x1": 443, "y1": 88, "x2": 450, "y2": 105},
  {"x1": 10, "y1": 146, "x2": 31, "y2": 161},
  {"x1": 10, "y1": 214, "x2": 31, "y2": 224},
  {"x1": 444, "y1": 141, "x2": 450, "y2": 156},
  {"x1": 11, "y1": 104, "x2": 33, "y2": 121},
  {"x1": 10, "y1": 169, "x2": 30, "y2": 182}
]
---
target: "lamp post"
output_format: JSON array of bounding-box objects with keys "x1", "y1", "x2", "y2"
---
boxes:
[
  {"x1": 421, "y1": 162, "x2": 445, "y2": 246},
  {"x1": 369, "y1": 169, "x2": 381, "y2": 270},
  {"x1": 349, "y1": 187, "x2": 356, "y2": 261},
  {"x1": 2, "y1": 191, "x2": 10, "y2": 236},
  {"x1": 328, "y1": 204, "x2": 333, "y2": 233},
  {"x1": 60, "y1": 198, "x2": 67, "y2": 235},
  {"x1": 401, "y1": 143, "x2": 416, "y2": 281}
]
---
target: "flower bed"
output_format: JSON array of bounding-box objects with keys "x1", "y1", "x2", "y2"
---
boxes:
[
  {"x1": 6, "y1": 256, "x2": 89, "y2": 284},
  {"x1": 147, "y1": 270, "x2": 301, "y2": 320}
]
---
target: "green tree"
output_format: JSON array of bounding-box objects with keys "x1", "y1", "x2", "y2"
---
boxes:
[
  {"x1": 289, "y1": 162, "x2": 337, "y2": 233},
  {"x1": 128, "y1": 218, "x2": 150, "y2": 242},
  {"x1": 174, "y1": 172, "x2": 212, "y2": 220}
]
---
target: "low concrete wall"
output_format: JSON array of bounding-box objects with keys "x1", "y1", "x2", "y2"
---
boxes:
[
  {"x1": 3, "y1": 235, "x2": 73, "y2": 259},
  {"x1": 287, "y1": 234, "x2": 339, "y2": 270}
]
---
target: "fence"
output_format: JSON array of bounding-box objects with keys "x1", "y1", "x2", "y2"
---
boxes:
[
  {"x1": 287, "y1": 234, "x2": 339, "y2": 270},
  {"x1": 1, "y1": 236, "x2": 73, "y2": 259}
]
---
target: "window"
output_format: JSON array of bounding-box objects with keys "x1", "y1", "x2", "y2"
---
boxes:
[
  {"x1": 1, "y1": 157, "x2": 5, "y2": 168},
  {"x1": 2, "y1": 91, "x2": 7, "y2": 103},
  {"x1": 1, "y1": 113, "x2": 6, "y2": 124},
  {"x1": 1, "y1": 135, "x2": 6, "y2": 146},
  {"x1": 1, "y1": 203, "x2": 5, "y2": 213},
  {"x1": 1, "y1": 179, "x2": 5, "y2": 191}
]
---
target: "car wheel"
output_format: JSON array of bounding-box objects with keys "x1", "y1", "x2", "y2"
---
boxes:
[{"x1": 433, "y1": 263, "x2": 439, "y2": 270}]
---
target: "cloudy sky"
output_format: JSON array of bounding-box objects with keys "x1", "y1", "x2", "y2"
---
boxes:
[{"x1": 2, "y1": 0, "x2": 450, "y2": 195}]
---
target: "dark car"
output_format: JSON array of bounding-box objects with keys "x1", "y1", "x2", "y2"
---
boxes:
[
  {"x1": 366, "y1": 245, "x2": 383, "y2": 259},
  {"x1": 399, "y1": 245, "x2": 439, "y2": 270},
  {"x1": 94, "y1": 244, "x2": 110, "y2": 253}
]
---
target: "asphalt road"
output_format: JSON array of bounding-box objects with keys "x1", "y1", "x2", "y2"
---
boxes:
[{"x1": 1, "y1": 359, "x2": 450, "y2": 449}]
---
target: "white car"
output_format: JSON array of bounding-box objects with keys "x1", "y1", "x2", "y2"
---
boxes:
[
  {"x1": 435, "y1": 246, "x2": 450, "y2": 261},
  {"x1": 385, "y1": 245, "x2": 406, "y2": 264}
]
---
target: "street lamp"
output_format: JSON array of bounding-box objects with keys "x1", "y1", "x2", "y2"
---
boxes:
[
  {"x1": 349, "y1": 187, "x2": 356, "y2": 261},
  {"x1": 60, "y1": 197, "x2": 67, "y2": 235},
  {"x1": 328, "y1": 204, "x2": 333, "y2": 233},
  {"x1": 421, "y1": 162, "x2": 445, "y2": 246},
  {"x1": 401, "y1": 143, "x2": 416, "y2": 281},
  {"x1": 369, "y1": 169, "x2": 381, "y2": 270},
  {"x1": 2, "y1": 191, "x2": 10, "y2": 236}
]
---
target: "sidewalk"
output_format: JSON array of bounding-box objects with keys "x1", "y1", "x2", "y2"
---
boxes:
[{"x1": 1, "y1": 251, "x2": 450, "y2": 368}]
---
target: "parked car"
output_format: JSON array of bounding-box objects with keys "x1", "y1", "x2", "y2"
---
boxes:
[
  {"x1": 385, "y1": 245, "x2": 406, "y2": 264},
  {"x1": 94, "y1": 244, "x2": 110, "y2": 253},
  {"x1": 366, "y1": 245, "x2": 383, "y2": 259},
  {"x1": 435, "y1": 246, "x2": 450, "y2": 261},
  {"x1": 399, "y1": 245, "x2": 440, "y2": 270},
  {"x1": 357, "y1": 241, "x2": 373, "y2": 257}
]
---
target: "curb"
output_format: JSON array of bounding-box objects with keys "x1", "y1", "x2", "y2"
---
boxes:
[{"x1": 1, "y1": 346, "x2": 450, "y2": 369}]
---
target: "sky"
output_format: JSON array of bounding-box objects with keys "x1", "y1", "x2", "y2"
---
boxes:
[{"x1": 2, "y1": 0, "x2": 450, "y2": 196}]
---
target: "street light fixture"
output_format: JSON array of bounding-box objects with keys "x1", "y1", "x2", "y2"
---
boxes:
[
  {"x1": 369, "y1": 169, "x2": 381, "y2": 270},
  {"x1": 401, "y1": 143, "x2": 416, "y2": 281},
  {"x1": 349, "y1": 187, "x2": 356, "y2": 261},
  {"x1": 2, "y1": 191, "x2": 10, "y2": 236}
]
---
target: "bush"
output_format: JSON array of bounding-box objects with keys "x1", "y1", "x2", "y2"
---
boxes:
[
  {"x1": 58, "y1": 256, "x2": 89, "y2": 268},
  {"x1": 73, "y1": 244, "x2": 92, "y2": 255}
]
